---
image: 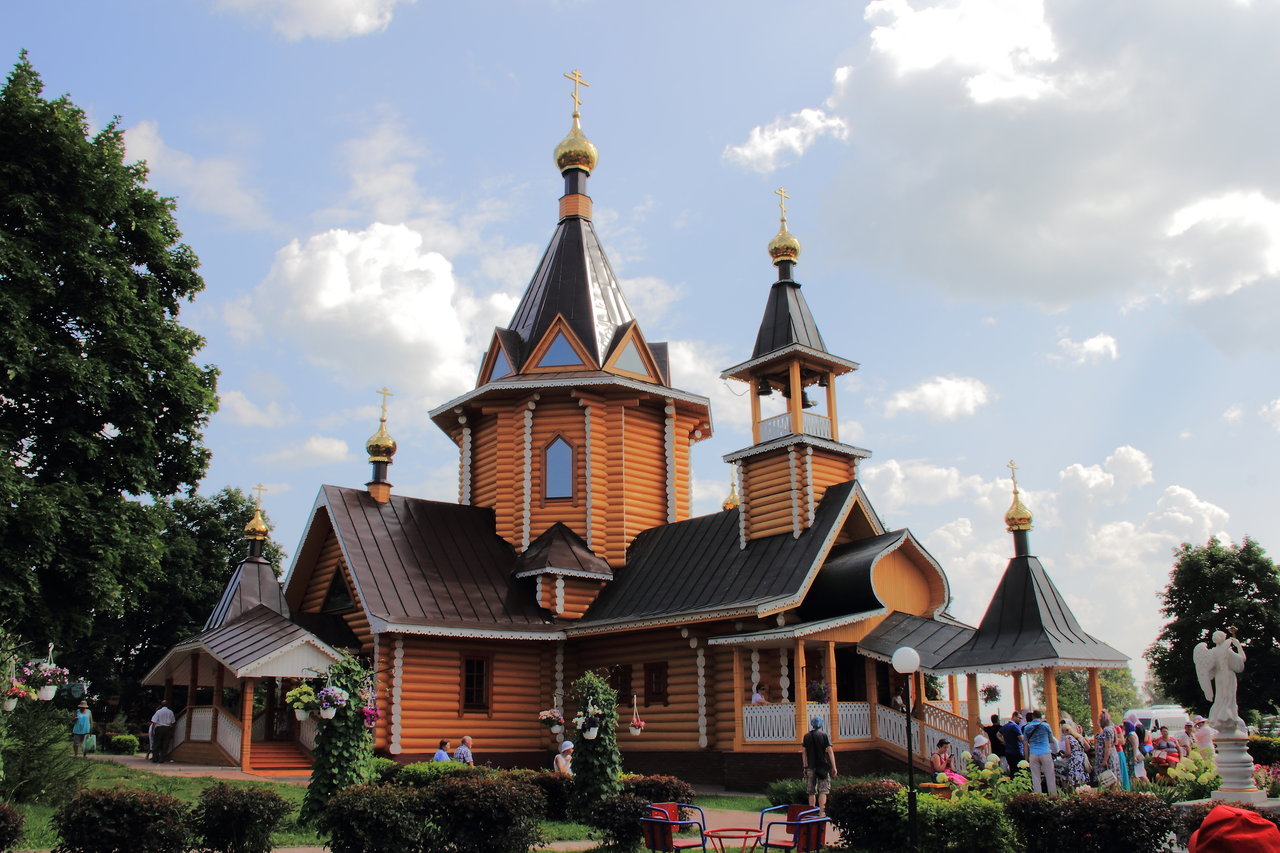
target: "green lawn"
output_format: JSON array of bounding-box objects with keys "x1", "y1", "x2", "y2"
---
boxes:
[{"x1": 693, "y1": 793, "x2": 770, "y2": 812}]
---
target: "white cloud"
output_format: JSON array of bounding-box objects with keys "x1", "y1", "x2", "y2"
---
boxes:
[
  {"x1": 215, "y1": 0, "x2": 414, "y2": 40},
  {"x1": 865, "y1": 0, "x2": 1059, "y2": 103},
  {"x1": 229, "y1": 223, "x2": 514, "y2": 403},
  {"x1": 666, "y1": 340, "x2": 753, "y2": 431},
  {"x1": 258, "y1": 435, "x2": 351, "y2": 467},
  {"x1": 1059, "y1": 445, "x2": 1153, "y2": 502},
  {"x1": 860, "y1": 459, "x2": 987, "y2": 512},
  {"x1": 724, "y1": 108, "x2": 849, "y2": 174},
  {"x1": 124, "y1": 121, "x2": 273, "y2": 229},
  {"x1": 1261, "y1": 400, "x2": 1280, "y2": 430},
  {"x1": 884, "y1": 375, "x2": 991, "y2": 419},
  {"x1": 1053, "y1": 332, "x2": 1118, "y2": 364},
  {"x1": 1222, "y1": 405, "x2": 1244, "y2": 423},
  {"x1": 220, "y1": 390, "x2": 294, "y2": 427},
  {"x1": 621, "y1": 276, "x2": 682, "y2": 327},
  {"x1": 1164, "y1": 191, "x2": 1280, "y2": 301}
]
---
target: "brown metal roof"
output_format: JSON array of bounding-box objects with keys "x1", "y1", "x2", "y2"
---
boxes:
[{"x1": 516, "y1": 522, "x2": 612, "y2": 578}]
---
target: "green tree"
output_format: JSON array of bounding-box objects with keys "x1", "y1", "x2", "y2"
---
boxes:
[
  {"x1": 1145, "y1": 537, "x2": 1280, "y2": 717},
  {"x1": 0, "y1": 54, "x2": 218, "y2": 661},
  {"x1": 569, "y1": 671, "x2": 621, "y2": 820},
  {"x1": 1039, "y1": 667, "x2": 1140, "y2": 730}
]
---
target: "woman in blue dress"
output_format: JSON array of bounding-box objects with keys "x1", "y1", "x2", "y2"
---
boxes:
[{"x1": 71, "y1": 701, "x2": 93, "y2": 757}]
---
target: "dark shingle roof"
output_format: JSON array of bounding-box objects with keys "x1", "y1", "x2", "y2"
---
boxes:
[
  {"x1": 205, "y1": 556, "x2": 288, "y2": 630},
  {"x1": 577, "y1": 481, "x2": 857, "y2": 626},
  {"x1": 937, "y1": 555, "x2": 1129, "y2": 673},
  {"x1": 858, "y1": 611, "x2": 976, "y2": 669},
  {"x1": 752, "y1": 278, "x2": 827, "y2": 359},
  {"x1": 320, "y1": 485, "x2": 554, "y2": 632}
]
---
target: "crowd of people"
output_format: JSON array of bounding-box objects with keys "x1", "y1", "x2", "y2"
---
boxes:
[{"x1": 936, "y1": 708, "x2": 1216, "y2": 794}]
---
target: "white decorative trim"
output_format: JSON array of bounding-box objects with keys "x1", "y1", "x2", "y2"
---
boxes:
[
  {"x1": 749, "y1": 649, "x2": 761, "y2": 689},
  {"x1": 695, "y1": 641, "x2": 708, "y2": 748},
  {"x1": 522, "y1": 403, "x2": 535, "y2": 549},
  {"x1": 535, "y1": 575, "x2": 543, "y2": 606},
  {"x1": 555, "y1": 642, "x2": 565, "y2": 709},
  {"x1": 723, "y1": 434, "x2": 871, "y2": 464},
  {"x1": 928, "y1": 658, "x2": 1130, "y2": 677},
  {"x1": 788, "y1": 447, "x2": 801, "y2": 539},
  {"x1": 737, "y1": 462, "x2": 748, "y2": 550},
  {"x1": 779, "y1": 648, "x2": 791, "y2": 701},
  {"x1": 370, "y1": 617, "x2": 565, "y2": 641},
  {"x1": 515, "y1": 566, "x2": 611, "y2": 582},
  {"x1": 431, "y1": 375, "x2": 712, "y2": 419},
  {"x1": 555, "y1": 576, "x2": 565, "y2": 615},
  {"x1": 706, "y1": 608, "x2": 888, "y2": 646},
  {"x1": 664, "y1": 400, "x2": 676, "y2": 523},
  {"x1": 720, "y1": 343, "x2": 861, "y2": 381},
  {"x1": 390, "y1": 636, "x2": 403, "y2": 755},
  {"x1": 804, "y1": 447, "x2": 815, "y2": 527},
  {"x1": 583, "y1": 402, "x2": 593, "y2": 548},
  {"x1": 459, "y1": 423, "x2": 472, "y2": 505}
]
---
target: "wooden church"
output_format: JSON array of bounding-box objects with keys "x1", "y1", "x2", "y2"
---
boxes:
[{"x1": 144, "y1": 76, "x2": 1127, "y2": 784}]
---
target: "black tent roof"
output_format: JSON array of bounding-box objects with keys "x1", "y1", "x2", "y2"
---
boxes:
[
  {"x1": 752, "y1": 278, "x2": 827, "y2": 359},
  {"x1": 205, "y1": 555, "x2": 288, "y2": 630},
  {"x1": 936, "y1": 554, "x2": 1128, "y2": 673},
  {"x1": 515, "y1": 521, "x2": 612, "y2": 579}
]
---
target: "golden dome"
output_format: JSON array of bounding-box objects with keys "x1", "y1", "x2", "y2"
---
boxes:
[
  {"x1": 366, "y1": 420, "x2": 397, "y2": 463},
  {"x1": 244, "y1": 507, "x2": 268, "y2": 541},
  {"x1": 768, "y1": 223, "x2": 801, "y2": 264},
  {"x1": 554, "y1": 114, "x2": 598, "y2": 174},
  {"x1": 1004, "y1": 460, "x2": 1033, "y2": 531},
  {"x1": 722, "y1": 477, "x2": 741, "y2": 511}
]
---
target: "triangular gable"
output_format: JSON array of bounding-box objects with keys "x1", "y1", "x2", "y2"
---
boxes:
[
  {"x1": 796, "y1": 528, "x2": 948, "y2": 623},
  {"x1": 602, "y1": 320, "x2": 662, "y2": 383},
  {"x1": 476, "y1": 330, "x2": 518, "y2": 385},
  {"x1": 525, "y1": 314, "x2": 596, "y2": 372},
  {"x1": 833, "y1": 481, "x2": 886, "y2": 545}
]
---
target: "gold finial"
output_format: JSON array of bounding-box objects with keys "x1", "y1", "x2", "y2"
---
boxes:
[
  {"x1": 1004, "y1": 459, "x2": 1033, "y2": 532},
  {"x1": 722, "y1": 471, "x2": 741, "y2": 511},
  {"x1": 767, "y1": 187, "x2": 801, "y2": 264},
  {"x1": 555, "y1": 69, "x2": 599, "y2": 174},
  {"x1": 365, "y1": 387, "x2": 398, "y2": 463},
  {"x1": 244, "y1": 483, "x2": 269, "y2": 540}
]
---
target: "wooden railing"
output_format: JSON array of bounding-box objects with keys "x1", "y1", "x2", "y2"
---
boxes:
[
  {"x1": 742, "y1": 702, "x2": 871, "y2": 742},
  {"x1": 214, "y1": 707, "x2": 242, "y2": 762},
  {"x1": 922, "y1": 703, "x2": 969, "y2": 741},
  {"x1": 758, "y1": 412, "x2": 833, "y2": 441},
  {"x1": 169, "y1": 705, "x2": 242, "y2": 762}
]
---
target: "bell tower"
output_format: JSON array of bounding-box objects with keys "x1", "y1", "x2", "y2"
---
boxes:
[{"x1": 722, "y1": 190, "x2": 869, "y2": 543}]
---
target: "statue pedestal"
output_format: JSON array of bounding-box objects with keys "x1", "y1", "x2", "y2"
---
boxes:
[{"x1": 1212, "y1": 736, "x2": 1265, "y2": 802}]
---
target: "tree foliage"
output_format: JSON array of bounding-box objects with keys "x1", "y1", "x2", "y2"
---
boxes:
[
  {"x1": 568, "y1": 670, "x2": 621, "y2": 820},
  {"x1": 1145, "y1": 537, "x2": 1280, "y2": 716},
  {"x1": 1040, "y1": 666, "x2": 1140, "y2": 730},
  {"x1": 300, "y1": 654, "x2": 375, "y2": 826},
  {"x1": 0, "y1": 53, "x2": 219, "y2": 679}
]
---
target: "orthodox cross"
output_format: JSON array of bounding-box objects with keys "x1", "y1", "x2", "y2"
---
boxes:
[
  {"x1": 252, "y1": 483, "x2": 267, "y2": 509},
  {"x1": 564, "y1": 69, "x2": 590, "y2": 113},
  {"x1": 376, "y1": 386, "x2": 394, "y2": 421},
  {"x1": 1007, "y1": 459, "x2": 1020, "y2": 491},
  {"x1": 775, "y1": 187, "x2": 790, "y2": 224}
]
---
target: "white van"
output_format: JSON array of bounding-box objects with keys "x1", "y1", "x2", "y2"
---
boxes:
[{"x1": 1125, "y1": 705, "x2": 1191, "y2": 732}]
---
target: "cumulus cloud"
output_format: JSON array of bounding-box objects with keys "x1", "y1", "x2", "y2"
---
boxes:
[
  {"x1": 124, "y1": 121, "x2": 273, "y2": 229},
  {"x1": 883, "y1": 375, "x2": 991, "y2": 419},
  {"x1": 1053, "y1": 332, "x2": 1118, "y2": 364},
  {"x1": 1059, "y1": 445, "x2": 1154, "y2": 502},
  {"x1": 257, "y1": 435, "x2": 351, "y2": 467},
  {"x1": 228, "y1": 223, "x2": 515, "y2": 402},
  {"x1": 220, "y1": 390, "x2": 294, "y2": 427},
  {"x1": 724, "y1": 108, "x2": 849, "y2": 174},
  {"x1": 215, "y1": 0, "x2": 414, "y2": 40},
  {"x1": 666, "y1": 340, "x2": 754, "y2": 432},
  {"x1": 860, "y1": 459, "x2": 987, "y2": 512},
  {"x1": 1261, "y1": 400, "x2": 1280, "y2": 429},
  {"x1": 1164, "y1": 191, "x2": 1280, "y2": 301},
  {"x1": 1222, "y1": 404, "x2": 1244, "y2": 423}
]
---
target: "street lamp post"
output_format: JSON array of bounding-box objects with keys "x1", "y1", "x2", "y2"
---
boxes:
[{"x1": 892, "y1": 646, "x2": 921, "y2": 853}]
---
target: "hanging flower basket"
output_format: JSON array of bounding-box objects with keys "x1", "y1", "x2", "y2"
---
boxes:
[
  {"x1": 630, "y1": 694, "x2": 645, "y2": 736},
  {"x1": 285, "y1": 684, "x2": 320, "y2": 718},
  {"x1": 979, "y1": 684, "x2": 1001, "y2": 705},
  {"x1": 629, "y1": 725, "x2": 643, "y2": 736},
  {"x1": 319, "y1": 707, "x2": 337, "y2": 720},
  {"x1": 582, "y1": 727, "x2": 599, "y2": 740},
  {"x1": 3, "y1": 678, "x2": 35, "y2": 709},
  {"x1": 317, "y1": 685, "x2": 349, "y2": 714},
  {"x1": 539, "y1": 708, "x2": 565, "y2": 732},
  {"x1": 37, "y1": 685, "x2": 57, "y2": 701},
  {"x1": 294, "y1": 709, "x2": 310, "y2": 721},
  {"x1": 572, "y1": 702, "x2": 602, "y2": 740},
  {"x1": 22, "y1": 649, "x2": 70, "y2": 702}
]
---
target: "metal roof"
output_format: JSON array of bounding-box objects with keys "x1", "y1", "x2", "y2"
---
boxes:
[
  {"x1": 797, "y1": 531, "x2": 909, "y2": 621},
  {"x1": 752, "y1": 278, "x2": 827, "y2": 360},
  {"x1": 205, "y1": 555, "x2": 288, "y2": 630},
  {"x1": 515, "y1": 521, "x2": 612, "y2": 579},
  {"x1": 858, "y1": 611, "x2": 977, "y2": 670}
]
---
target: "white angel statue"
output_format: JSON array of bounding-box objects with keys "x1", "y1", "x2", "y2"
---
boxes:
[{"x1": 1193, "y1": 629, "x2": 1248, "y2": 737}]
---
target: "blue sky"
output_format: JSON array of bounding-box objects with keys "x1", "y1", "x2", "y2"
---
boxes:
[{"x1": 8, "y1": 0, "x2": 1280, "y2": 693}]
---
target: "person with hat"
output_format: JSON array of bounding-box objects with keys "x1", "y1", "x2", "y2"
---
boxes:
[
  {"x1": 1189, "y1": 804, "x2": 1280, "y2": 852},
  {"x1": 968, "y1": 732, "x2": 990, "y2": 772},
  {"x1": 1194, "y1": 715, "x2": 1216, "y2": 752},
  {"x1": 71, "y1": 700, "x2": 93, "y2": 757},
  {"x1": 1177, "y1": 721, "x2": 1195, "y2": 758},
  {"x1": 801, "y1": 716, "x2": 837, "y2": 816},
  {"x1": 553, "y1": 740, "x2": 574, "y2": 775}
]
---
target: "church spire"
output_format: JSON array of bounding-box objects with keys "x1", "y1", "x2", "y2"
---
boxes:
[
  {"x1": 366, "y1": 387, "x2": 397, "y2": 503},
  {"x1": 244, "y1": 483, "x2": 269, "y2": 560},
  {"x1": 1004, "y1": 460, "x2": 1034, "y2": 557}
]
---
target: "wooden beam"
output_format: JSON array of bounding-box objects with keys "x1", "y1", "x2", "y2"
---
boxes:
[
  {"x1": 966, "y1": 673, "x2": 981, "y2": 742},
  {"x1": 240, "y1": 678, "x2": 256, "y2": 772},
  {"x1": 826, "y1": 641, "x2": 839, "y2": 742},
  {"x1": 1012, "y1": 671, "x2": 1024, "y2": 713},
  {"x1": 187, "y1": 652, "x2": 199, "y2": 740},
  {"x1": 864, "y1": 656, "x2": 879, "y2": 740},
  {"x1": 750, "y1": 388, "x2": 761, "y2": 445},
  {"x1": 825, "y1": 373, "x2": 838, "y2": 442},
  {"x1": 732, "y1": 646, "x2": 744, "y2": 751},
  {"x1": 1043, "y1": 666, "x2": 1060, "y2": 733},
  {"x1": 948, "y1": 674, "x2": 959, "y2": 716},
  {"x1": 1087, "y1": 667, "x2": 1103, "y2": 730},
  {"x1": 794, "y1": 640, "x2": 808, "y2": 741},
  {"x1": 788, "y1": 361, "x2": 803, "y2": 435}
]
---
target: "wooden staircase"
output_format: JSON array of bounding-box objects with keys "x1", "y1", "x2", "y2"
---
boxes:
[{"x1": 247, "y1": 742, "x2": 313, "y2": 777}]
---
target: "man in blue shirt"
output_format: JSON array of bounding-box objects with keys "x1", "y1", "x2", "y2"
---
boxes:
[
  {"x1": 1022, "y1": 710, "x2": 1057, "y2": 794},
  {"x1": 1000, "y1": 711, "x2": 1024, "y2": 772}
]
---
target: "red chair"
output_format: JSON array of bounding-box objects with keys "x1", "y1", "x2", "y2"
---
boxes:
[
  {"x1": 758, "y1": 805, "x2": 819, "y2": 843},
  {"x1": 761, "y1": 816, "x2": 829, "y2": 852},
  {"x1": 650, "y1": 802, "x2": 706, "y2": 830},
  {"x1": 640, "y1": 816, "x2": 708, "y2": 851}
]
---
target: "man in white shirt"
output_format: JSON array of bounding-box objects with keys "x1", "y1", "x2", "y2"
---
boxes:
[
  {"x1": 1176, "y1": 722, "x2": 1195, "y2": 757},
  {"x1": 149, "y1": 700, "x2": 176, "y2": 763}
]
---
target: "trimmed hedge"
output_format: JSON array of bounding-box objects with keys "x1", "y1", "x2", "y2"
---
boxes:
[
  {"x1": 397, "y1": 760, "x2": 490, "y2": 789},
  {"x1": 420, "y1": 774, "x2": 545, "y2": 853},
  {"x1": 827, "y1": 781, "x2": 906, "y2": 853},
  {"x1": 188, "y1": 782, "x2": 292, "y2": 853},
  {"x1": 0, "y1": 803, "x2": 23, "y2": 853},
  {"x1": 104, "y1": 734, "x2": 138, "y2": 755},
  {"x1": 919, "y1": 794, "x2": 1013, "y2": 852},
  {"x1": 52, "y1": 789, "x2": 189, "y2": 853},
  {"x1": 588, "y1": 792, "x2": 650, "y2": 850},
  {"x1": 1005, "y1": 792, "x2": 1174, "y2": 853},
  {"x1": 1250, "y1": 736, "x2": 1280, "y2": 766},
  {"x1": 369, "y1": 757, "x2": 401, "y2": 785},
  {"x1": 324, "y1": 783, "x2": 434, "y2": 853},
  {"x1": 621, "y1": 774, "x2": 697, "y2": 808},
  {"x1": 531, "y1": 771, "x2": 574, "y2": 821}
]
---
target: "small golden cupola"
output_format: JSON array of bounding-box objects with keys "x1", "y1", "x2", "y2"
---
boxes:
[
  {"x1": 244, "y1": 483, "x2": 269, "y2": 559},
  {"x1": 721, "y1": 190, "x2": 869, "y2": 545},
  {"x1": 366, "y1": 387, "x2": 398, "y2": 504},
  {"x1": 1004, "y1": 460, "x2": 1034, "y2": 556},
  {"x1": 722, "y1": 471, "x2": 741, "y2": 511}
]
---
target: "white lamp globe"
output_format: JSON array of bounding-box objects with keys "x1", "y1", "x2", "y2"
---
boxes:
[{"x1": 892, "y1": 646, "x2": 921, "y2": 674}]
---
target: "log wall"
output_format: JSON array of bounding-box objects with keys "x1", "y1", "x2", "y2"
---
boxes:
[
  {"x1": 871, "y1": 550, "x2": 935, "y2": 615},
  {"x1": 741, "y1": 449, "x2": 795, "y2": 541},
  {"x1": 298, "y1": 531, "x2": 373, "y2": 654},
  {"x1": 529, "y1": 395, "x2": 588, "y2": 536}
]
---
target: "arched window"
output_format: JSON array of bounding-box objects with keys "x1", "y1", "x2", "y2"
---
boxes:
[{"x1": 544, "y1": 436, "x2": 574, "y2": 500}]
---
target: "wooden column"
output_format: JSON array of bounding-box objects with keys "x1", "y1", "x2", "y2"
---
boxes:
[
  {"x1": 163, "y1": 678, "x2": 173, "y2": 705},
  {"x1": 750, "y1": 388, "x2": 761, "y2": 445},
  {"x1": 966, "y1": 673, "x2": 981, "y2": 741},
  {"x1": 240, "y1": 678, "x2": 256, "y2": 772},
  {"x1": 864, "y1": 656, "x2": 879, "y2": 740},
  {"x1": 187, "y1": 652, "x2": 199, "y2": 739},
  {"x1": 731, "y1": 646, "x2": 744, "y2": 750},
  {"x1": 948, "y1": 675, "x2": 960, "y2": 716},
  {"x1": 825, "y1": 373, "x2": 838, "y2": 442},
  {"x1": 788, "y1": 361, "x2": 803, "y2": 435},
  {"x1": 265, "y1": 680, "x2": 277, "y2": 743},
  {"x1": 1012, "y1": 671, "x2": 1024, "y2": 713},
  {"x1": 1043, "y1": 666, "x2": 1060, "y2": 732},
  {"x1": 794, "y1": 640, "x2": 807, "y2": 740},
  {"x1": 212, "y1": 668, "x2": 225, "y2": 741},
  {"x1": 825, "y1": 641, "x2": 839, "y2": 742},
  {"x1": 1087, "y1": 667, "x2": 1103, "y2": 730}
]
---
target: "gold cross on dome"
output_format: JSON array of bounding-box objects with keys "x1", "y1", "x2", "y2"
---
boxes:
[
  {"x1": 376, "y1": 386, "x2": 394, "y2": 420},
  {"x1": 1007, "y1": 459, "x2": 1019, "y2": 489},
  {"x1": 252, "y1": 483, "x2": 267, "y2": 509},
  {"x1": 775, "y1": 187, "x2": 791, "y2": 223},
  {"x1": 564, "y1": 69, "x2": 590, "y2": 113}
]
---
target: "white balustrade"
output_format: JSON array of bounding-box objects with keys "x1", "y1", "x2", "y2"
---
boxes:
[
  {"x1": 215, "y1": 707, "x2": 242, "y2": 762},
  {"x1": 876, "y1": 705, "x2": 909, "y2": 750},
  {"x1": 743, "y1": 703, "x2": 797, "y2": 742},
  {"x1": 299, "y1": 714, "x2": 318, "y2": 751},
  {"x1": 922, "y1": 703, "x2": 969, "y2": 741},
  {"x1": 189, "y1": 706, "x2": 214, "y2": 741},
  {"x1": 923, "y1": 724, "x2": 953, "y2": 757},
  {"x1": 837, "y1": 702, "x2": 871, "y2": 739},
  {"x1": 171, "y1": 712, "x2": 187, "y2": 748},
  {"x1": 758, "y1": 412, "x2": 833, "y2": 442}
]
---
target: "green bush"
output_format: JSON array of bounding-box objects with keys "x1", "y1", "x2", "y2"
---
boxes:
[
  {"x1": 1174, "y1": 799, "x2": 1280, "y2": 849},
  {"x1": 568, "y1": 671, "x2": 621, "y2": 820},
  {"x1": 52, "y1": 788, "x2": 189, "y2": 853},
  {"x1": 188, "y1": 782, "x2": 292, "y2": 853},
  {"x1": 621, "y1": 774, "x2": 697, "y2": 807},
  {"x1": 323, "y1": 783, "x2": 435, "y2": 853},
  {"x1": 369, "y1": 756, "x2": 401, "y2": 785},
  {"x1": 298, "y1": 654, "x2": 375, "y2": 826},
  {"x1": 0, "y1": 802, "x2": 23, "y2": 853},
  {"x1": 397, "y1": 760, "x2": 489, "y2": 789},
  {"x1": 765, "y1": 777, "x2": 808, "y2": 807},
  {"x1": 587, "y1": 792, "x2": 650, "y2": 850},
  {"x1": 0, "y1": 701, "x2": 88, "y2": 804},
  {"x1": 1005, "y1": 793, "x2": 1064, "y2": 853},
  {"x1": 826, "y1": 781, "x2": 906, "y2": 853},
  {"x1": 530, "y1": 771, "x2": 574, "y2": 821},
  {"x1": 918, "y1": 794, "x2": 1013, "y2": 852},
  {"x1": 1063, "y1": 792, "x2": 1174, "y2": 853},
  {"x1": 105, "y1": 734, "x2": 139, "y2": 755},
  {"x1": 420, "y1": 774, "x2": 545, "y2": 853},
  {"x1": 1251, "y1": 736, "x2": 1280, "y2": 765}
]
